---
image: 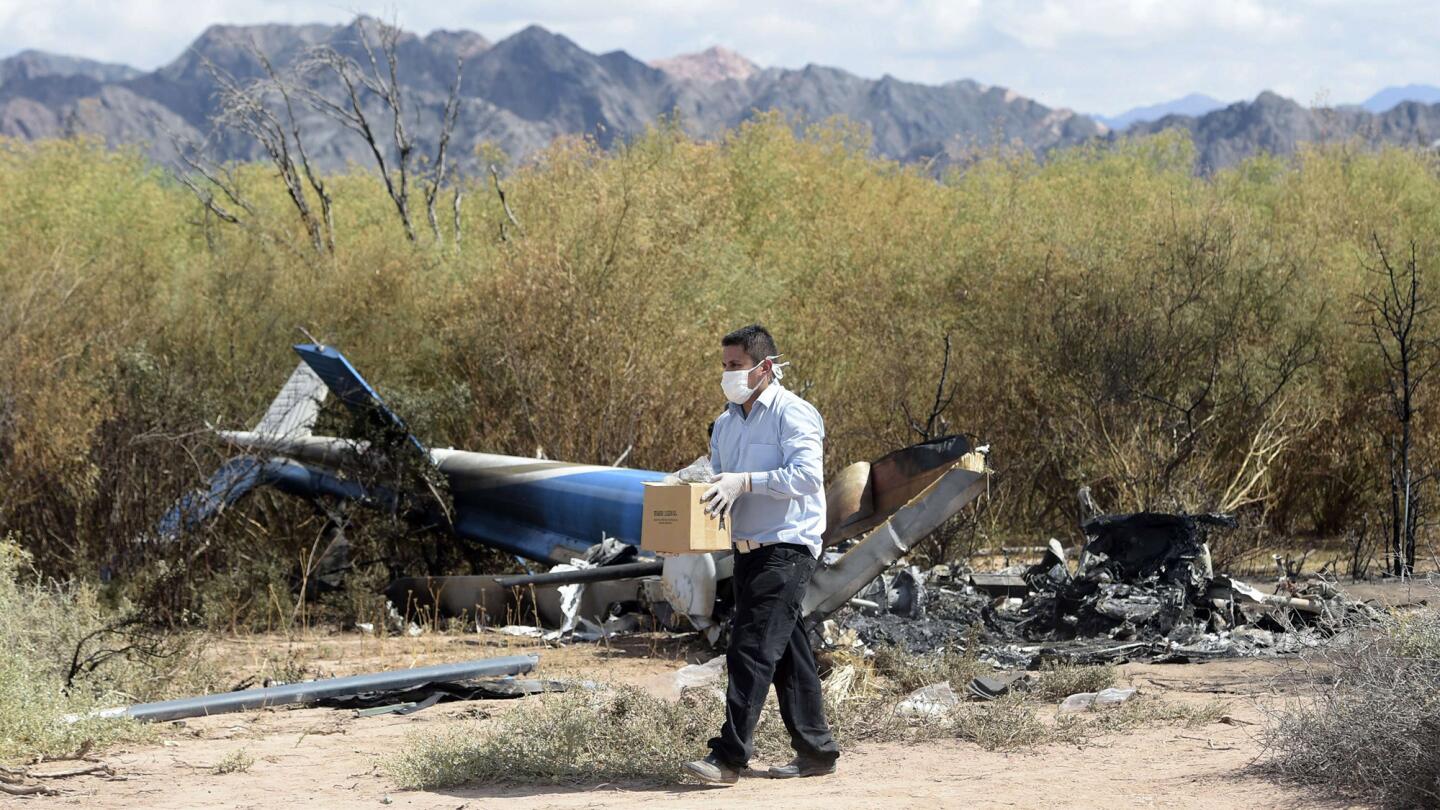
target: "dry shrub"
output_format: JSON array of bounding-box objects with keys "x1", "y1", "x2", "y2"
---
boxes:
[
  {"x1": 1263, "y1": 613, "x2": 1440, "y2": 808},
  {"x1": 1059, "y1": 696, "x2": 1228, "y2": 739},
  {"x1": 951, "y1": 696, "x2": 1051, "y2": 750},
  {"x1": 0, "y1": 535, "x2": 219, "y2": 761},
  {"x1": 1029, "y1": 661, "x2": 1118, "y2": 701},
  {"x1": 213, "y1": 748, "x2": 255, "y2": 775},
  {"x1": 385, "y1": 685, "x2": 721, "y2": 788},
  {"x1": 870, "y1": 638, "x2": 987, "y2": 693}
]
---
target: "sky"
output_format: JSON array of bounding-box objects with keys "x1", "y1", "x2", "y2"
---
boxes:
[{"x1": 0, "y1": 0, "x2": 1435, "y2": 115}]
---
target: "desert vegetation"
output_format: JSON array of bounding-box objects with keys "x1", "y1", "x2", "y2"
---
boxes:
[{"x1": 4, "y1": 120, "x2": 1439, "y2": 613}]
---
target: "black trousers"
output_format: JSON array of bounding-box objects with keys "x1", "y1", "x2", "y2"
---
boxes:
[{"x1": 707, "y1": 543, "x2": 840, "y2": 767}]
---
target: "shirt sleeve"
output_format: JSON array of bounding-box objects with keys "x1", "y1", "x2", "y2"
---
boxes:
[
  {"x1": 749, "y1": 402, "x2": 824, "y2": 499},
  {"x1": 708, "y1": 417, "x2": 722, "y2": 474}
]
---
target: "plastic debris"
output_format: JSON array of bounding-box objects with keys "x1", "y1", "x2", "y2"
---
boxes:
[
  {"x1": 968, "y1": 672, "x2": 1028, "y2": 701},
  {"x1": 664, "y1": 456, "x2": 715, "y2": 485},
  {"x1": 674, "y1": 655, "x2": 727, "y2": 691},
  {"x1": 1059, "y1": 687, "x2": 1138, "y2": 712},
  {"x1": 896, "y1": 682, "x2": 961, "y2": 718},
  {"x1": 820, "y1": 619, "x2": 865, "y2": 650},
  {"x1": 574, "y1": 614, "x2": 641, "y2": 642},
  {"x1": 496, "y1": 625, "x2": 544, "y2": 637}
]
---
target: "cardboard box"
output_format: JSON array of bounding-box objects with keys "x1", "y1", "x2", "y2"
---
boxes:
[{"x1": 641, "y1": 482, "x2": 732, "y2": 553}]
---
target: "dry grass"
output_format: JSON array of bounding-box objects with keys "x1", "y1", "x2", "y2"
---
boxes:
[
  {"x1": 385, "y1": 686, "x2": 721, "y2": 788},
  {"x1": 869, "y1": 638, "x2": 987, "y2": 694},
  {"x1": 1057, "y1": 696, "x2": 1229, "y2": 740},
  {"x1": 951, "y1": 696, "x2": 1052, "y2": 749},
  {"x1": 386, "y1": 641, "x2": 1225, "y2": 789},
  {"x1": 1262, "y1": 613, "x2": 1440, "y2": 808},
  {"x1": 1029, "y1": 661, "x2": 1119, "y2": 700},
  {"x1": 213, "y1": 748, "x2": 255, "y2": 775}
]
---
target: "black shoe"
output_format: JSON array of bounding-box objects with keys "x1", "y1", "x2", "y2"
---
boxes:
[
  {"x1": 683, "y1": 753, "x2": 740, "y2": 785},
  {"x1": 767, "y1": 757, "x2": 837, "y2": 778}
]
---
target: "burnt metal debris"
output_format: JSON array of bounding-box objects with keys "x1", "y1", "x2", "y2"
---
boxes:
[
  {"x1": 838, "y1": 511, "x2": 1378, "y2": 667},
  {"x1": 315, "y1": 678, "x2": 574, "y2": 716}
]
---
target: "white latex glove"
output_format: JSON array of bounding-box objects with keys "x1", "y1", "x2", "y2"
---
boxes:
[{"x1": 701, "y1": 472, "x2": 750, "y2": 518}]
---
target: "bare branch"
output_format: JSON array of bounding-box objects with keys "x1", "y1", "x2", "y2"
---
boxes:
[
  {"x1": 452, "y1": 186, "x2": 463, "y2": 246},
  {"x1": 204, "y1": 46, "x2": 327, "y2": 252},
  {"x1": 490, "y1": 163, "x2": 522, "y2": 239},
  {"x1": 425, "y1": 57, "x2": 463, "y2": 241}
]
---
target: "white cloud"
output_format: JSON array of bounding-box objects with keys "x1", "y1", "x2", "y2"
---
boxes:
[
  {"x1": 991, "y1": 0, "x2": 1297, "y2": 50},
  {"x1": 0, "y1": 0, "x2": 1438, "y2": 115}
]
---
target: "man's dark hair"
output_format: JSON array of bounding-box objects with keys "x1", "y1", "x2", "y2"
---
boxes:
[{"x1": 722, "y1": 324, "x2": 779, "y2": 364}]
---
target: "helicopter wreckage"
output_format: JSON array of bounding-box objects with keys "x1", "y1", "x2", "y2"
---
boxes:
[
  {"x1": 161, "y1": 344, "x2": 1372, "y2": 662},
  {"x1": 159, "y1": 343, "x2": 991, "y2": 642}
]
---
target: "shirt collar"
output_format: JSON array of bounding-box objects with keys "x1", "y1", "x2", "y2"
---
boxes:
[
  {"x1": 756, "y1": 382, "x2": 783, "y2": 409},
  {"x1": 729, "y1": 381, "x2": 783, "y2": 416}
]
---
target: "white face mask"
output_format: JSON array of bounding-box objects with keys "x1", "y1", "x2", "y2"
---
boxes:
[
  {"x1": 721, "y1": 368, "x2": 759, "y2": 404},
  {"x1": 721, "y1": 355, "x2": 789, "y2": 405}
]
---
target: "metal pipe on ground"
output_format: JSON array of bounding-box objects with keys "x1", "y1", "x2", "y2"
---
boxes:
[
  {"x1": 112, "y1": 655, "x2": 539, "y2": 723},
  {"x1": 493, "y1": 562, "x2": 663, "y2": 589}
]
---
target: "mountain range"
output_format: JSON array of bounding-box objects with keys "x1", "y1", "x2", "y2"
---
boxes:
[
  {"x1": 0, "y1": 18, "x2": 1101, "y2": 173},
  {"x1": 2, "y1": 17, "x2": 1439, "y2": 175},
  {"x1": 1127, "y1": 91, "x2": 1440, "y2": 171}
]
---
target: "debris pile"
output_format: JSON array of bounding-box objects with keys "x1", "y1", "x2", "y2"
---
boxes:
[{"x1": 837, "y1": 511, "x2": 1379, "y2": 667}]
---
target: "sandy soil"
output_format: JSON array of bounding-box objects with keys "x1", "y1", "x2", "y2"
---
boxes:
[{"x1": 1, "y1": 631, "x2": 1373, "y2": 810}]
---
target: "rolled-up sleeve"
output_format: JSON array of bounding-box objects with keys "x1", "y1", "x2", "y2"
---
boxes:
[{"x1": 749, "y1": 403, "x2": 824, "y2": 499}]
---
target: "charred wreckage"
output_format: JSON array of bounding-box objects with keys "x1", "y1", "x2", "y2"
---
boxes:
[{"x1": 837, "y1": 510, "x2": 1376, "y2": 669}]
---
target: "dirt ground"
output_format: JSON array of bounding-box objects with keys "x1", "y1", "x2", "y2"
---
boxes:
[{"x1": 1, "y1": 622, "x2": 1384, "y2": 810}]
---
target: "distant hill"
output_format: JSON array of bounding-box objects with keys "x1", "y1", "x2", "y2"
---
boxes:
[
  {"x1": 1362, "y1": 84, "x2": 1440, "y2": 113},
  {"x1": 1126, "y1": 91, "x2": 1440, "y2": 172},
  {"x1": 1098, "y1": 93, "x2": 1228, "y2": 130},
  {"x1": 0, "y1": 49, "x2": 140, "y2": 88},
  {"x1": 0, "y1": 17, "x2": 1102, "y2": 171}
]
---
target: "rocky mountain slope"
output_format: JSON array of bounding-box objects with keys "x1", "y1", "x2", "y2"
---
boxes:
[{"x1": 648, "y1": 46, "x2": 756, "y2": 84}]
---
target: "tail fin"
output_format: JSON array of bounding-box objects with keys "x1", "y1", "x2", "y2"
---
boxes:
[
  {"x1": 292, "y1": 343, "x2": 427, "y2": 455},
  {"x1": 255, "y1": 362, "x2": 327, "y2": 438}
]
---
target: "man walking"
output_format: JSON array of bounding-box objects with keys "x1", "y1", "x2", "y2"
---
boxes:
[{"x1": 684, "y1": 324, "x2": 840, "y2": 785}]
